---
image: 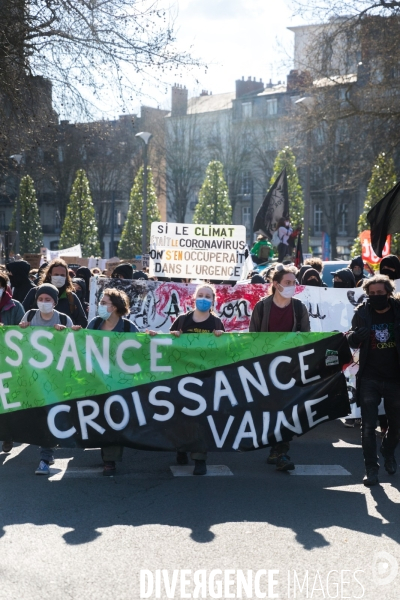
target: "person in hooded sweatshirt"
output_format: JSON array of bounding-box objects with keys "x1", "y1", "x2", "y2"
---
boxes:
[
  {"x1": 72, "y1": 277, "x2": 89, "y2": 315},
  {"x1": 349, "y1": 256, "x2": 364, "y2": 286},
  {"x1": 6, "y1": 260, "x2": 36, "y2": 303},
  {"x1": 302, "y1": 268, "x2": 324, "y2": 287},
  {"x1": 111, "y1": 263, "x2": 133, "y2": 280},
  {"x1": 75, "y1": 266, "x2": 92, "y2": 304},
  {"x1": 332, "y1": 268, "x2": 356, "y2": 289},
  {"x1": 23, "y1": 259, "x2": 87, "y2": 327},
  {"x1": 297, "y1": 265, "x2": 312, "y2": 284},
  {"x1": 380, "y1": 255, "x2": 400, "y2": 282}
]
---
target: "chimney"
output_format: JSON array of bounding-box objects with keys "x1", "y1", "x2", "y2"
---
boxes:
[
  {"x1": 171, "y1": 84, "x2": 188, "y2": 116},
  {"x1": 235, "y1": 76, "x2": 264, "y2": 99},
  {"x1": 286, "y1": 70, "x2": 312, "y2": 92}
]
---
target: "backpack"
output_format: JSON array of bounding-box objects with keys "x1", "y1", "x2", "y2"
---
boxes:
[
  {"x1": 259, "y1": 298, "x2": 303, "y2": 332},
  {"x1": 27, "y1": 309, "x2": 67, "y2": 326},
  {"x1": 92, "y1": 316, "x2": 132, "y2": 332},
  {"x1": 271, "y1": 229, "x2": 282, "y2": 247},
  {"x1": 258, "y1": 244, "x2": 271, "y2": 260}
]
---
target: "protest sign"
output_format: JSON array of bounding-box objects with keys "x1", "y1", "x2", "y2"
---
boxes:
[
  {"x1": 43, "y1": 244, "x2": 82, "y2": 262},
  {"x1": 22, "y1": 253, "x2": 41, "y2": 269},
  {"x1": 89, "y1": 279, "x2": 371, "y2": 333},
  {"x1": 149, "y1": 222, "x2": 247, "y2": 281},
  {"x1": 360, "y1": 230, "x2": 390, "y2": 265},
  {"x1": 0, "y1": 328, "x2": 351, "y2": 451}
]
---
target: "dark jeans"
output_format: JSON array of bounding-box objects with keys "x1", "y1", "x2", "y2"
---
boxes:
[
  {"x1": 359, "y1": 378, "x2": 400, "y2": 470},
  {"x1": 277, "y1": 243, "x2": 289, "y2": 263}
]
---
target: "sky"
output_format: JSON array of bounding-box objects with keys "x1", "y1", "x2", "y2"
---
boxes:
[
  {"x1": 166, "y1": 0, "x2": 299, "y2": 103},
  {"x1": 68, "y1": 0, "x2": 306, "y2": 120}
]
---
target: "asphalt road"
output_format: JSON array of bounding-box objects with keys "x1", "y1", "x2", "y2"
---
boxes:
[{"x1": 0, "y1": 420, "x2": 399, "y2": 600}]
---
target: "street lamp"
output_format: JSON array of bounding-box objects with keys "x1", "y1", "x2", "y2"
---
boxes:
[
  {"x1": 135, "y1": 131, "x2": 152, "y2": 256},
  {"x1": 9, "y1": 153, "x2": 23, "y2": 255},
  {"x1": 295, "y1": 97, "x2": 315, "y2": 254}
]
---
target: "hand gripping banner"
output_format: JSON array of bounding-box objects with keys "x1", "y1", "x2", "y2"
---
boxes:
[{"x1": 0, "y1": 328, "x2": 351, "y2": 451}]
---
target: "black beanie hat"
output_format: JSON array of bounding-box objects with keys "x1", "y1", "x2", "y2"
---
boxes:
[
  {"x1": 112, "y1": 263, "x2": 133, "y2": 279},
  {"x1": 35, "y1": 283, "x2": 59, "y2": 304}
]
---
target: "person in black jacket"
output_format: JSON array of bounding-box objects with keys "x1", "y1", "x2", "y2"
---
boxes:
[
  {"x1": 22, "y1": 258, "x2": 87, "y2": 327},
  {"x1": 332, "y1": 268, "x2": 356, "y2": 289},
  {"x1": 6, "y1": 260, "x2": 36, "y2": 303},
  {"x1": 347, "y1": 274, "x2": 400, "y2": 487}
]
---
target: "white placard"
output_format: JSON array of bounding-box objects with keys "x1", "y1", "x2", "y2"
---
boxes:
[{"x1": 149, "y1": 222, "x2": 247, "y2": 281}]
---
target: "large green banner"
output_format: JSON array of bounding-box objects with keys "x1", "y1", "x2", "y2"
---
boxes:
[{"x1": 0, "y1": 328, "x2": 351, "y2": 451}]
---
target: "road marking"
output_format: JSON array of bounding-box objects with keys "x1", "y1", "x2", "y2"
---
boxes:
[
  {"x1": 325, "y1": 484, "x2": 395, "y2": 523},
  {"x1": 48, "y1": 458, "x2": 74, "y2": 481},
  {"x1": 170, "y1": 465, "x2": 233, "y2": 476},
  {"x1": 1, "y1": 443, "x2": 29, "y2": 464},
  {"x1": 332, "y1": 439, "x2": 362, "y2": 448},
  {"x1": 289, "y1": 465, "x2": 351, "y2": 476}
]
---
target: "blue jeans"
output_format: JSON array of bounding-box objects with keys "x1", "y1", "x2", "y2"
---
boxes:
[
  {"x1": 40, "y1": 447, "x2": 55, "y2": 463},
  {"x1": 359, "y1": 379, "x2": 400, "y2": 470}
]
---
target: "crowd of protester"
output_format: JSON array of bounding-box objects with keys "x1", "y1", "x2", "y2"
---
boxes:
[{"x1": 0, "y1": 248, "x2": 399, "y2": 488}]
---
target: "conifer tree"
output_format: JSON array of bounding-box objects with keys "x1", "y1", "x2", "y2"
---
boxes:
[
  {"x1": 193, "y1": 161, "x2": 232, "y2": 225},
  {"x1": 59, "y1": 169, "x2": 101, "y2": 256},
  {"x1": 118, "y1": 167, "x2": 161, "y2": 257},
  {"x1": 270, "y1": 147, "x2": 304, "y2": 230},
  {"x1": 10, "y1": 175, "x2": 43, "y2": 253},
  {"x1": 351, "y1": 153, "x2": 397, "y2": 257}
]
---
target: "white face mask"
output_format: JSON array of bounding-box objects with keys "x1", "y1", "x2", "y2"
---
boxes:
[
  {"x1": 277, "y1": 284, "x2": 296, "y2": 299},
  {"x1": 51, "y1": 275, "x2": 66, "y2": 288},
  {"x1": 37, "y1": 301, "x2": 54, "y2": 314}
]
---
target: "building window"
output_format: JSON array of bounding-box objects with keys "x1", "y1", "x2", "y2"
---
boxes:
[
  {"x1": 314, "y1": 204, "x2": 323, "y2": 234},
  {"x1": 242, "y1": 102, "x2": 252, "y2": 119},
  {"x1": 242, "y1": 206, "x2": 251, "y2": 227},
  {"x1": 241, "y1": 171, "x2": 252, "y2": 197},
  {"x1": 266, "y1": 99, "x2": 277, "y2": 115},
  {"x1": 55, "y1": 210, "x2": 61, "y2": 233},
  {"x1": 337, "y1": 203, "x2": 348, "y2": 235}
]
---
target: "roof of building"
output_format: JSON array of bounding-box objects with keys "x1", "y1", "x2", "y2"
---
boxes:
[
  {"x1": 313, "y1": 73, "x2": 357, "y2": 87},
  {"x1": 257, "y1": 84, "x2": 287, "y2": 96},
  {"x1": 186, "y1": 92, "x2": 235, "y2": 114}
]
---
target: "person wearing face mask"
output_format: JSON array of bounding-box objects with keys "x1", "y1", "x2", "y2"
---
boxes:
[
  {"x1": 249, "y1": 265, "x2": 310, "y2": 472},
  {"x1": 19, "y1": 283, "x2": 81, "y2": 475},
  {"x1": 87, "y1": 288, "x2": 140, "y2": 476},
  {"x1": 379, "y1": 254, "x2": 400, "y2": 281},
  {"x1": 301, "y1": 268, "x2": 324, "y2": 287},
  {"x1": 332, "y1": 268, "x2": 356, "y2": 289},
  {"x1": 170, "y1": 284, "x2": 225, "y2": 475},
  {"x1": 6, "y1": 260, "x2": 36, "y2": 303},
  {"x1": 347, "y1": 274, "x2": 400, "y2": 487},
  {"x1": 111, "y1": 263, "x2": 134, "y2": 280},
  {"x1": 23, "y1": 259, "x2": 87, "y2": 327},
  {"x1": 349, "y1": 256, "x2": 365, "y2": 286}
]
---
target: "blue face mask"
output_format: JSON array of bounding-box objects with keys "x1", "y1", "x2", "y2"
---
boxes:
[
  {"x1": 98, "y1": 304, "x2": 112, "y2": 320},
  {"x1": 195, "y1": 297, "x2": 212, "y2": 312}
]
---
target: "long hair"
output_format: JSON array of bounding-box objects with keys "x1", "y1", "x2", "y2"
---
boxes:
[
  {"x1": 39, "y1": 258, "x2": 74, "y2": 294},
  {"x1": 270, "y1": 265, "x2": 296, "y2": 295}
]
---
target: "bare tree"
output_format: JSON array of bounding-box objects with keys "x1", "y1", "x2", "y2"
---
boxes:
[{"x1": 164, "y1": 114, "x2": 204, "y2": 223}]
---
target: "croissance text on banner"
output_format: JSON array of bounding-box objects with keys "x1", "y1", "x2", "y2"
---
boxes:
[{"x1": 0, "y1": 328, "x2": 351, "y2": 450}]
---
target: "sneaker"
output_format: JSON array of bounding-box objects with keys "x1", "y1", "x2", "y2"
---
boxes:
[
  {"x1": 276, "y1": 455, "x2": 295, "y2": 471},
  {"x1": 344, "y1": 419, "x2": 355, "y2": 428},
  {"x1": 267, "y1": 448, "x2": 280, "y2": 465},
  {"x1": 35, "y1": 461, "x2": 50, "y2": 476},
  {"x1": 363, "y1": 468, "x2": 379, "y2": 486},
  {"x1": 176, "y1": 451, "x2": 189, "y2": 465},
  {"x1": 103, "y1": 461, "x2": 116, "y2": 476},
  {"x1": 193, "y1": 460, "x2": 207, "y2": 475},
  {"x1": 384, "y1": 456, "x2": 397, "y2": 475},
  {"x1": 2, "y1": 441, "x2": 13, "y2": 453}
]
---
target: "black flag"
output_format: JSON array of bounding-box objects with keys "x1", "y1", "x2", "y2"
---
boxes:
[
  {"x1": 253, "y1": 168, "x2": 289, "y2": 239},
  {"x1": 295, "y1": 230, "x2": 303, "y2": 268},
  {"x1": 367, "y1": 180, "x2": 400, "y2": 257}
]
